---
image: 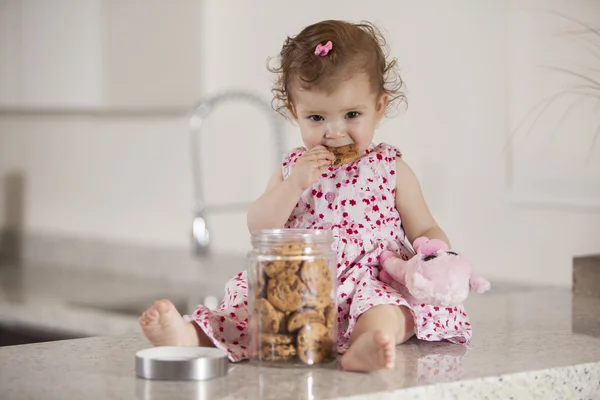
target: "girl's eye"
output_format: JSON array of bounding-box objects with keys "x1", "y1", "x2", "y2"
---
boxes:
[
  {"x1": 309, "y1": 115, "x2": 324, "y2": 122},
  {"x1": 346, "y1": 111, "x2": 360, "y2": 119}
]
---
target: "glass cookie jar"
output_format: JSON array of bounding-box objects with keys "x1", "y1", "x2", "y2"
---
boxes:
[{"x1": 247, "y1": 229, "x2": 337, "y2": 367}]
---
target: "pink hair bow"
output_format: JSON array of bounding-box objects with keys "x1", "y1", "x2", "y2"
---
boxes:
[{"x1": 314, "y1": 40, "x2": 333, "y2": 56}]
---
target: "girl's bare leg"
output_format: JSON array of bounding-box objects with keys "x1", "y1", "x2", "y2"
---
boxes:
[
  {"x1": 139, "y1": 299, "x2": 214, "y2": 347},
  {"x1": 340, "y1": 305, "x2": 414, "y2": 372}
]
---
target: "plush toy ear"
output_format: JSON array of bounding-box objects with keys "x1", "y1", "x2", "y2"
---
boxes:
[
  {"x1": 412, "y1": 237, "x2": 429, "y2": 252},
  {"x1": 419, "y1": 239, "x2": 448, "y2": 256},
  {"x1": 469, "y1": 275, "x2": 491, "y2": 294},
  {"x1": 426, "y1": 239, "x2": 448, "y2": 252}
]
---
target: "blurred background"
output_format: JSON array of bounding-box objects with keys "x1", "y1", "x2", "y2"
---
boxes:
[{"x1": 0, "y1": 0, "x2": 599, "y2": 289}]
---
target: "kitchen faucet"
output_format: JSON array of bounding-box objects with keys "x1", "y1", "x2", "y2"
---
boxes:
[{"x1": 189, "y1": 90, "x2": 285, "y2": 256}]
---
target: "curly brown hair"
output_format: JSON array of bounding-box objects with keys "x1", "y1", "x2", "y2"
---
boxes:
[{"x1": 268, "y1": 20, "x2": 406, "y2": 118}]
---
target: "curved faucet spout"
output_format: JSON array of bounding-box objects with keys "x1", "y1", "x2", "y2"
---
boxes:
[{"x1": 189, "y1": 90, "x2": 285, "y2": 256}]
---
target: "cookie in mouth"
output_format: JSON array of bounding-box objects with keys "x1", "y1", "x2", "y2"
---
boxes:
[{"x1": 324, "y1": 143, "x2": 359, "y2": 166}]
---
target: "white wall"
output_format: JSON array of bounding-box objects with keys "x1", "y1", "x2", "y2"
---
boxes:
[
  {"x1": 1, "y1": 0, "x2": 599, "y2": 287},
  {"x1": 507, "y1": 0, "x2": 600, "y2": 208},
  {"x1": 0, "y1": 0, "x2": 22, "y2": 105}
]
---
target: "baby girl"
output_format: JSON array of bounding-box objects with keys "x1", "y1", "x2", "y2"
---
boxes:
[{"x1": 139, "y1": 19, "x2": 472, "y2": 373}]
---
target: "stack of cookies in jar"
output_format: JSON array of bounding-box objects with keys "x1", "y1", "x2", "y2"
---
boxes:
[{"x1": 250, "y1": 242, "x2": 337, "y2": 366}]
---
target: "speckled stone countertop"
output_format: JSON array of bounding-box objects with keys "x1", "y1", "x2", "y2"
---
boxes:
[{"x1": 1, "y1": 264, "x2": 599, "y2": 399}]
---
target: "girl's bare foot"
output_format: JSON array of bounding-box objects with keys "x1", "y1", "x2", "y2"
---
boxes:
[
  {"x1": 340, "y1": 330, "x2": 395, "y2": 372},
  {"x1": 139, "y1": 299, "x2": 201, "y2": 347}
]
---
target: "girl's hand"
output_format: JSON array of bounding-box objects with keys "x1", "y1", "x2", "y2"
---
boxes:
[{"x1": 289, "y1": 146, "x2": 334, "y2": 191}]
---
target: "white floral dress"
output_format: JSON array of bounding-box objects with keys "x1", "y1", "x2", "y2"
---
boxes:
[{"x1": 185, "y1": 142, "x2": 472, "y2": 362}]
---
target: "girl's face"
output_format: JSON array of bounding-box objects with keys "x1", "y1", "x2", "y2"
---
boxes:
[{"x1": 289, "y1": 73, "x2": 388, "y2": 155}]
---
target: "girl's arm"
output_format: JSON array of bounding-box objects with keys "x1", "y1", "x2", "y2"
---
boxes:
[
  {"x1": 246, "y1": 168, "x2": 305, "y2": 232},
  {"x1": 247, "y1": 146, "x2": 334, "y2": 232},
  {"x1": 394, "y1": 158, "x2": 450, "y2": 247}
]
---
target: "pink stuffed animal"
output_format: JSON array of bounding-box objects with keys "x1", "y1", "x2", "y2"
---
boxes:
[{"x1": 379, "y1": 237, "x2": 490, "y2": 307}]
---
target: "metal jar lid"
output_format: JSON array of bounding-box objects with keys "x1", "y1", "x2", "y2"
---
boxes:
[{"x1": 135, "y1": 346, "x2": 229, "y2": 381}]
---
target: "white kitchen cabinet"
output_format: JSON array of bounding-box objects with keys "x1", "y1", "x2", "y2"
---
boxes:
[
  {"x1": 0, "y1": 0, "x2": 202, "y2": 111},
  {"x1": 0, "y1": 0, "x2": 25, "y2": 106}
]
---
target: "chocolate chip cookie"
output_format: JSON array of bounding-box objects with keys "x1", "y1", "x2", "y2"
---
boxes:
[
  {"x1": 260, "y1": 333, "x2": 293, "y2": 346},
  {"x1": 287, "y1": 309, "x2": 326, "y2": 332},
  {"x1": 323, "y1": 304, "x2": 336, "y2": 329},
  {"x1": 259, "y1": 343, "x2": 297, "y2": 361},
  {"x1": 263, "y1": 259, "x2": 302, "y2": 279},
  {"x1": 272, "y1": 242, "x2": 305, "y2": 256},
  {"x1": 277, "y1": 311, "x2": 288, "y2": 333},
  {"x1": 267, "y1": 274, "x2": 307, "y2": 312},
  {"x1": 299, "y1": 259, "x2": 333, "y2": 296},
  {"x1": 325, "y1": 143, "x2": 359, "y2": 166},
  {"x1": 253, "y1": 298, "x2": 284, "y2": 333},
  {"x1": 259, "y1": 333, "x2": 296, "y2": 361},
  {"x1": 302, "y1": 292, "x2": 331, "y2": 310},
  {"x1": 296, "y1": 322, "x2": 335, "y2": 364}
]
